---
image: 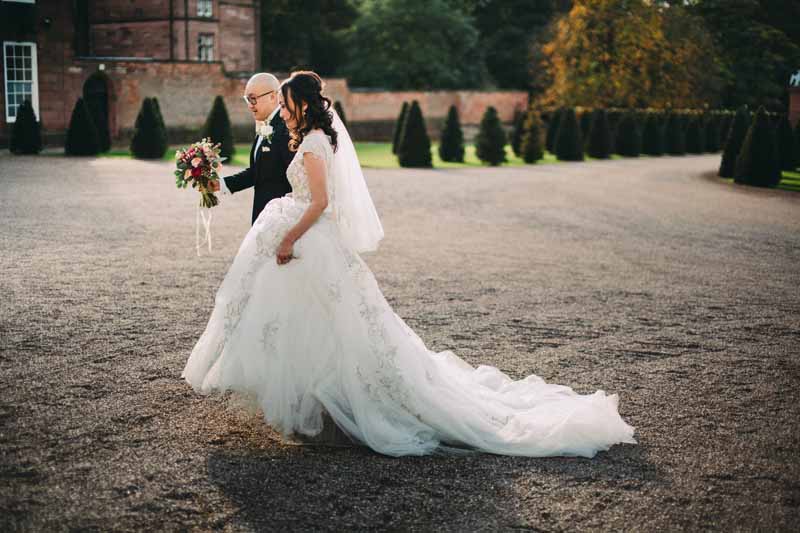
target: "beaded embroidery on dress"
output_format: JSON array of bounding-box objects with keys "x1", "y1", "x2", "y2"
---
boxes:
[{"x1": 182, "y1": 130, "x2": 637, "y2": 457}]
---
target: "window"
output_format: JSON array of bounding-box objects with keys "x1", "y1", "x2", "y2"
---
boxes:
[
  {"x1": 197, "y1": 0, "x2": 212, "y2": 17},
  {"x1": 3, "y1": 41, "x2": 38, "y2": 123},
  {"x1": 198, "y1": 34, "x2": 214, "y2": 62}
]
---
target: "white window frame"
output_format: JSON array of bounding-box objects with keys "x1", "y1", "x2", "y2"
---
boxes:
[
  {"x1": 3, "y1": 41, "x2": 39, "y2": 123},
  {"x1": 197, "y1": 0, "x2": 212, "y2": 18},
  {"x1": 198, "y1": 34, "x2": 214, "y2": 62}
]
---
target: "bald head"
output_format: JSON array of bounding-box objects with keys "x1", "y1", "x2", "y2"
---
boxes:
[{"x1": 244, "y1": 73, "x2": 280, "y2": 121}]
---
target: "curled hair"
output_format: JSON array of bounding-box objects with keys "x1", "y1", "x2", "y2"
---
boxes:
[{"x1": 280, "y1": 70, "x2": 338, "y2": 153}]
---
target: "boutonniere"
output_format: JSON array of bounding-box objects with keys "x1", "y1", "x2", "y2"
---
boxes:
[
  {"x1": 257, "y1": 121, "x2": 274, "y2": 143},
  {"x1": 261, "y1": 145, "x2": 271, "y2": 153}
]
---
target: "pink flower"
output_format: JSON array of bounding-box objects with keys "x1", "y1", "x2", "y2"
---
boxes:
[
  {"x1": 184, "y1": 168, "x2": 193, "y2": 179},
  {"x1": 191, "y1": 157, "x2": 203, "y2": 168}
]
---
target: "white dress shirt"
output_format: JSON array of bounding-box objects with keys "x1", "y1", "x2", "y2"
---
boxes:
[{"x1": 219, "y1": 106, "x2": 280, "y2": 196}]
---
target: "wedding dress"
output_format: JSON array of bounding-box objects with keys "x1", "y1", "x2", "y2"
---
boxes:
[{"x1": 181, "y1": 120, "x2": 636, "y2": 458}]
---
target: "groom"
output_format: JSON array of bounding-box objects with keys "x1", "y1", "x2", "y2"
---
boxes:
[{"x1": 213, "y1": 73, "x2": 293, "y2": 225}]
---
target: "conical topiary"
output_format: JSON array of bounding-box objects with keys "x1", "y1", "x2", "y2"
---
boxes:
[
  {"x1": 520, "y1": 108, "x2": 544, "y2": 164},
  {"x1": 719, "y1": 112, "x2": 733, "y2": 145},
  {"x1": 511, "y1": 109, "x2": 525, "y2": 157},
  {"x1": 685, "y1": 115, "x2": 705, "y2": 154},
  {"x1": 65, "y1": 97, "x2": 101, "y2": 156},
  {"x1": 131, "y1": 97, "x2": 168, "y2": 159},
  {"x1": 642, "y1": 112, "x2": 664, "y2": 156},
  {"x1": 586, "y1": 108, "x2": 612, "y2": 159},
  {"x1": 397, "y1": 100, "x2": 432, "y2": 168},
  {"x1": 554, "y1": 107, "x2": 584, "y2": 161},
  {"x1": 438, "y1": 105, "x2": 465, "y2": 163},
  {"x1": 475, "y1": 106, "x2": 507, "y2": 166},
  {"x1": 704, "y1": 113, "x2": 722, "y2": 153},
  {"x1": 334, "y1": 100, "x2": 348, "y2": 129},
  {"x1": 776, "y1": 114, "x2": 797, "y2": 171},
  {"x1": 546, "y1": 107, "x2": 563, "y2": 154},
  {"x1": 615, "y1": 111, "x2": 641, "y2": 157},
  {"x1": 664, "y1": 112, "x2": 686, "y2": 155},
  {"x1": 719, "y1": 106, "x2": 751, "y2": 177},
  {"x1": 734, "y1": 106, "x2": 781, "y2": 188},
  {"x1": 10, "y1": 99, "x2": 42, "y2": 154},
  {"x1": 201, "y1": 95, "x2": 235, "y2": 160},
  {"x1": 391, "y1": 102, "x2": 409, "y2": 155},
  {"x1": 579, "y1": 110, "x2": 592, "y2": 148}
]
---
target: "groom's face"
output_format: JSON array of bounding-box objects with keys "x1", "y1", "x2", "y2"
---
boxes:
[{"x1": 244, "y1": 82, "x2": 278, "y2": 122}]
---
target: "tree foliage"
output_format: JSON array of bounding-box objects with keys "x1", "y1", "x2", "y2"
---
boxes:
[
  {"x1": 541, "y1": 0, "x2": 723, "y2": 108},
  {"x1": 439, "y1": 105, "x2": 465, "y2": 163},
  {"x1": 397, "y1": 101, "x2": 432, "y2": 168},
  {"x1": 719, "y1": 106, "x2": 751, "y2": 177},
  {"x1": 734, "y1": 106, "x2": 781, "y2": 187},
  {"x1": 10, "y1": 99, "x2": 42, "y2": 155},
  {"x1": 554, "y1": 107, "x2": 584, "y2": 161},
  {"x1": 392, "y1": 102, "x2": 409, "y2": 155},
  {"x1": 342, "y1": 0, "x2": 486, "y2": 89},
  {"x1": 475, "y1": 106, "x2": 507, "y2": 166},
  {"x1": 130, "y1": 97, "x2": 167, "y2": 160},
  {"x1": 65, "y1": 97, "x2": 100, "y2": 156},
  {"x1": 520, "y1": 108, "x2": 545, "y2": 163},
  {"x1": 201, "y1": 96, "x2": 235, "y2": 160}
]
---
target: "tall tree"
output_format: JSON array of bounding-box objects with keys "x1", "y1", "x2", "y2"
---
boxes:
[
  {"x1": 260, "y1": 0, "x2": 357, "y2": 75},
  {"x1": 342, "y1": 0, "x2": 487, "y2": 89},
  {"x1": 687, "y1": 0, "x2": 800, "y2": 110},
  {"x1": 541, "y1": 0, "x2": 723, "y2": 108}
]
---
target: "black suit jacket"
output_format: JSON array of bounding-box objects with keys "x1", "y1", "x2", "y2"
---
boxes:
[{"x1": 223, "y1": 112, "x2": 294, "y2": 225}]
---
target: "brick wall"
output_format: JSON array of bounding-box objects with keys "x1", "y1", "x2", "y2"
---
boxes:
[
  {"x1": 91, "y1": 21, "x2": 173, "y2": 59},
  {"x1": 790, "y1": 88, "x2": 800, "y2": 128},
  {"x1": 219, "y1": 2, "x2": 258, "y2": 73}
]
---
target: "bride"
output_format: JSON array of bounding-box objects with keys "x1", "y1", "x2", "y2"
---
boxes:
[{"x1": 181, "y1": 71, "x2": 637, "y2": 458}]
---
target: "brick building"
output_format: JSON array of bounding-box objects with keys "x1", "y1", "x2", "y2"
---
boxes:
[
  {"x1": 1, "y1": 0, "x2": 528, "y2": 148},
  {"x1": 0, "y1": 0, "x2": 260, "y2": 147}
]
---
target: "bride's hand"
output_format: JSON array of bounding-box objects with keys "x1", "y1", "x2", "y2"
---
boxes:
[{"x1": 276, "y1": 238, "x2": 294, "y2": 265}]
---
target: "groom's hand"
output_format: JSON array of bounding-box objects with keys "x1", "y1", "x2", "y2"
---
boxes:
[{"x1": 210, "y1": 180, "x2": 220, "y2": 192}]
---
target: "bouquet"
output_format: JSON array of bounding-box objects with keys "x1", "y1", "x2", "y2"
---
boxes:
[{"x1": 174, "y1": 138, "x2": 224, "y2": 208}]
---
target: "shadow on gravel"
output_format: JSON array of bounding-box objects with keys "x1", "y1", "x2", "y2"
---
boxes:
[{"x1": 206, "y1": 440, "x2": 657, "y2": 530}]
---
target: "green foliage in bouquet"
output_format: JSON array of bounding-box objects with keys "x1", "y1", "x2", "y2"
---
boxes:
[
  {"x1": 734, "y1": 106, "x2": 781, "y2": 188},
  {"x1": 554, "y1": 107, "x2": 584, "y2": 161},
  {"x1": 439, "y1": 105, "x2": 465, "y2": 163},
  {"x1": 397, "y1": 100, "x2": 432, "y2": 168},
  {"x1": 475, "y1": 106, "x2": 507, "y2": 166},
  {"x1": 10, "y1": 99, "x2": 41, "y2": 155},
  {"x1": 65, "y1": 97, "x2": 101, "y2": 156},
  {"x1": 520, "y1": 108, "x2": 544, "y2": 164},
  {"x1": 719, "y1": 106, "x2": 751, "y2": 177},
  {"x1": 201, "y1": 95, "x2": 235, "y2": 161},
  {"x1": 131, "y1": 97, "x2": 168, "y2": 160},
  {"x1": 392, "y1": 102, "x2": 409, "y2": 155},
  {"x1": 615, "y1": 111, "x2": 642, "y2": 157},
  {"x1": 586, "y1": 108, "x2": 612, "y2": 159}
]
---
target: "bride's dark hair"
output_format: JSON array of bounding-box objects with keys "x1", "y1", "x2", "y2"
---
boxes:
[{"x1": 281, "y1": 70, "x2": 338, "y2": 153}]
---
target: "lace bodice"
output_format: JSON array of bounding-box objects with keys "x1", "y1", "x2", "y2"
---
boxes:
[{"x1": 286, "y1": 130, "x2": 335, "y2": 210}]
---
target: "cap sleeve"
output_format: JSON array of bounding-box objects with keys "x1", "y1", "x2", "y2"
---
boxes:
[{"x1": 298, "y1": 132, "x2": 332, "y2": 165}]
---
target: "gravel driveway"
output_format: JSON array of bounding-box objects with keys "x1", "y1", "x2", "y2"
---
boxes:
[{"x1": 1, "y1": 153, "x2": 798, "y2": 532}]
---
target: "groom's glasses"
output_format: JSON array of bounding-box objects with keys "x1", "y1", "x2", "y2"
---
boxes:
[{"x1": 243, "y1": 90, "x2": 275, "y2": 106}]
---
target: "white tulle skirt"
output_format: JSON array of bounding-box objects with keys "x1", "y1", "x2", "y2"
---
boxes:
[{"x1": 182, "y1": 196, "x2": 637, "y2": 457}]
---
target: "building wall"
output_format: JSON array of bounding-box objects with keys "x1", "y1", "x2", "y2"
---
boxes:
[{"x1": 790, "y1": 88, "x2": 800, "y2": 127}]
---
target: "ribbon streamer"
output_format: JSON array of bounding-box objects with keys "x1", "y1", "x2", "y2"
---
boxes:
[{"x1": 196, "y1": 203, "x2": 213, "y2": 256}]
